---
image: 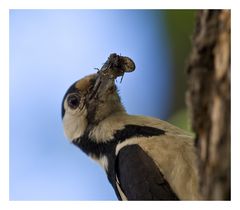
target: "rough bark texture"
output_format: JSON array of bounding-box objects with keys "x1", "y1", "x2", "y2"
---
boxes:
[{"x1": 186, "y1": 10, "x2": 230, "y2": 200}]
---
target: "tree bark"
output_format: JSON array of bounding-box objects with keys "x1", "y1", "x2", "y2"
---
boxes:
[{"x1": 186, "y1": 10, "x2": 230, "y2": 200}]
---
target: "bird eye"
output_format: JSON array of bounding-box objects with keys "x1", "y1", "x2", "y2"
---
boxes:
[{"x1": 67, "y1": 94, "x2": 80, "y2": 109}]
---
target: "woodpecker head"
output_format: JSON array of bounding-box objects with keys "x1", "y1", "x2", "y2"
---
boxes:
[{"x1": 61, "y1": 73, "x2": 125, "y2": 141}]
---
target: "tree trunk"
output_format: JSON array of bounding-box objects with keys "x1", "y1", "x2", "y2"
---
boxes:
[{"x1": 186, "y1": 10, "x2": 230, "y2": 200}]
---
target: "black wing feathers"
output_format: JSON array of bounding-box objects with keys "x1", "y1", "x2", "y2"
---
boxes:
[{"x1": 116, "y1": 144, "x2": 179, "y2": 200}]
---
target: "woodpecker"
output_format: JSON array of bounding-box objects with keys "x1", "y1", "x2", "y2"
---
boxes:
[{"x1": 61, "y1": 56, "x2": 201, "y2": 200}]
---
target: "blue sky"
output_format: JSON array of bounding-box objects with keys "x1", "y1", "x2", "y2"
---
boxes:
[{"x1": 9, "y1": 10, "x2": 173, "y2": 200}]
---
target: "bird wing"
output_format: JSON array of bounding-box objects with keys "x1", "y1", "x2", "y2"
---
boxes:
[{"x1": 115, "y1": 144, "x2": 179, "y2": 200}]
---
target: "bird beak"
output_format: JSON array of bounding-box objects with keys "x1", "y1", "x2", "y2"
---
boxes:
[{"x1": 88, "y1": 73, "x2": 115, "y2": 101}]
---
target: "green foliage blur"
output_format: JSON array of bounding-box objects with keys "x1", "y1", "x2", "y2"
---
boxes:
[{"x1": 163, "y1": 10, "x2": 196, "y2": 133}]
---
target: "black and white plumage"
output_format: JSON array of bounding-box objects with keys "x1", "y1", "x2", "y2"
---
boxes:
[{"x1": 61, "y1": 73, "x2": 201, "y2": 200}]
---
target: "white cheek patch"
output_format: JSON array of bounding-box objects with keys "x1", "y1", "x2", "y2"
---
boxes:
[
  {"x1": 63, "y1": 114, "x2": 87, "y2": 141},
  {"x1": 62, "y1": 103, "x2": 88, "y2": 141}
]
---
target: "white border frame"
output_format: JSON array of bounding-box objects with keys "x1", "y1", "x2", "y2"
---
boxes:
[{"x1": 0, "y1": 1, "x2": 238, "y2": 210}]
